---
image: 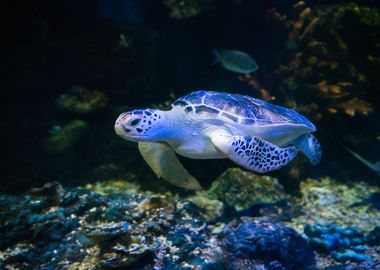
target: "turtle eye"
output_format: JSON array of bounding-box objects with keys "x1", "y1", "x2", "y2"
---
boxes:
[
  {"x1": 123, "y1": 126, "x2": 131, "y2": 133},
  {"x1": 130, "y1": 119, "x2": 141, "y2": 126}
]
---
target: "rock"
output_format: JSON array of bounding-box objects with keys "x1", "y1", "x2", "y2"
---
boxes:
[
  {"x1": 0, "y1": 182, "x2": 215, "y2": 269},
  {"x1": 163, "y1": 0, "x2": 215, "y2": 19},
  {"x1": 2, "y1": 180, "x2": 376, "y2": 270},
  {"x1": 85, "y1": 178, "x2": 140, "y2": 195},
  {"x1": 186, "y1": 191, "x2": 224, "y2": 222},
  {"x1": 304, "y1": 223, "x2": 373, "y2": 263},
  {"x1": 30, "y1": 181, "x2": 64, "y2": 198},
  {"x1": 289, "y1": 177, "x2": 380, "y2": 233},
  {"x1": 208, "y1": 168, "x2": 286, "y2": 212},
  {"x1": 99, "y1": 248, "x2": 154, "y2": 269},
  {"x1": 137, "y1": 196, "x2": 175, "y2": 212},
  {"x1": 87, "y1": 222, "x2": 129, "y2": 243},
  {"x1": 365, "y1": 226, "x2": 380, "y2": 246},
  {"x1": 324, "y1": 261, "x2": 380, "y2": 270},
  {"x1": 43, "y1": 120, "x2": 89, "y2": 154},
  {"x1": 219, "y1": 217, "x2": 316, "y2": 270},
  {"x1": 56, "y1": 86, "x2": 108, "y2": 114},
  {"x1": 331, "y1": 249, "x2": 371, "y2": 263}
]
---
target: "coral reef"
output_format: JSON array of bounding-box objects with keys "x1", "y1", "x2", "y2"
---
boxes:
[
  {"x1": 43, "y1": 120, "x2": 89, "y2": 154},
  {"x1": 163, "y1": 0, "x2": 215, "y2": 19},
  {"x1": 1, "y1": 179, "x2": 380, "y2": 269},
  {"x1": 288, "y1": 177, "x2": 380, "y2": 233},
  {"x1": 249, "y1": 2, "x2": 379, "y2": 119},
  {"x1": 0, "y1": 182, "x2": 321, "y2": 270},
  {"x1": 208, "y1": 167, "x2": 286, "y2": 211},
  {"x1": 0, "y1": 182, "x2": 212, "y2": 269},
  {"x1": 56, "y1": 86, "x2": 108, "y2": 115},
  {"x1": 284, "y1": 177, "x2": 380, "y2": 269},
  {"x1": 220, "y1": 216, "x2": 316, "y2": 270},
  {"x1": 304, "y1": 224, "x2": 371, "y2": 263},
  {"x1": 239, "y1": 2, "x2": 380, "y2": 174}
]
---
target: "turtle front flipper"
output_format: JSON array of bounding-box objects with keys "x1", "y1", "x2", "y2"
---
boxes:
[
  {"x1": 138, "y1": 142, "x2": 202, "y2": 190},
  {"x1": 211, "y1": 134, "x2": 298, "y2": 173}
]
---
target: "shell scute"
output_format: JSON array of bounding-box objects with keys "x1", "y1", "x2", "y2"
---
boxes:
[
  {"x1": 172, "y1": 90, "x2": 315, "y2": 129},
  {"x1": 195, "y1": 105, "x2": 220, "y2": 114}
]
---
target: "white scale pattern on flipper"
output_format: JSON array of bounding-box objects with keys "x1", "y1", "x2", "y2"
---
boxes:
[
  {"x1": 308, "y1": 134, "x2": 322, "y2": 165},
  {"x1": 292, "y1": 133, "x2": 322, "y2": 165},
  {"x1": 213, "y1": 135, "x2": 298, "y2": 173}
]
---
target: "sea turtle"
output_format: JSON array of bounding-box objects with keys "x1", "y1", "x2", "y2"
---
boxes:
[{"x1": 115, "y1": 90, "x2": 321, "y2": 190}]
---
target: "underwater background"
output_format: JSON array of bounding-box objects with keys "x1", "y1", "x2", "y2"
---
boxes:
[{"x1": 1, "y1": 0, "x2": 380, "y2": 269}]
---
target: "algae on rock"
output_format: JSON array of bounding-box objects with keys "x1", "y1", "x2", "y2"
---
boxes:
[
  {"x1": 289, "y1": 177, "x2": 380, "y2": 233},
  {"x1": 186, "y1": 191, "x2": 224, "y2": 222},
  {"x1": 208, "y1": 168, "x2": 286, "y2": 212},
  {"x1": 43, "y1": 120, "x2": 89, "y2": 154},
  {"x1": 56, "y1": 86, "x2": 108, "y2": 115},
  {"x1": 163, "y1": 0, "x2": 215, "y2": 19},
  {"x1": 85, "y1": 179, "x2": 141, "y2": 195}
]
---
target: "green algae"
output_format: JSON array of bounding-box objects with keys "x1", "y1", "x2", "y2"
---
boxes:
[
  {"x1": 56, "y1": 86, "x2": 108, "y2": 115},
  {"x1": 85, "y1": 179, "x2": 141, "y2": 195},
  {"x1": 43, "y1": 120, "x2": 89, "y2": 154},
  {"x1": 163, "y1": 0, "x2": 214, "y2": 19},
  {"x1": 331, "y1": 2, "x2": 380, "y2": 29}
]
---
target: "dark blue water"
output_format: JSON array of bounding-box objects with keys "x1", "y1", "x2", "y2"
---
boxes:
[{"x1": 1, "y1": 0, "x2": 379, "y2": 194}]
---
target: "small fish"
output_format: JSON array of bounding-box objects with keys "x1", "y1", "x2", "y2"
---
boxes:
[
  {"x1": 213, "y1": 49, "x2": 258, "y2": 74},
  {"x1": 344, "y1": 146, "x2": 380, "y2": 177}
]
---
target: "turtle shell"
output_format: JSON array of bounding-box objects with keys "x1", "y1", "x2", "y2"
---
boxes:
[{"x1": 172, "y1": 90, "x2": 315, "y2": 130}]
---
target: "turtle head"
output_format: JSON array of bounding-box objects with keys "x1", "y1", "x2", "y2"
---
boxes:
[{"x1": 115, "y1": 109, "x2": 165, "y2": 142}]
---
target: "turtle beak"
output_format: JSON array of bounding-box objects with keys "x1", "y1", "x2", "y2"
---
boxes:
[
  {"x1": 114, "y1": 120, "x2": 125, "y2": 136},
  {"x1": 115, "y1": 113, "x2": 131, "y2": 136}
]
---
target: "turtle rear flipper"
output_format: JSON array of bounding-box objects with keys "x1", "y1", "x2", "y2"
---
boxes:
[
  {"x1": 292, "y1": 134, "x2": 322, "y2": 165},
  {"x1": 138, "y1": 142, "x2": 202, "y2": 190},
  {"x1": 211, "y1": 133, "x2": 298, "y2": 173}
]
